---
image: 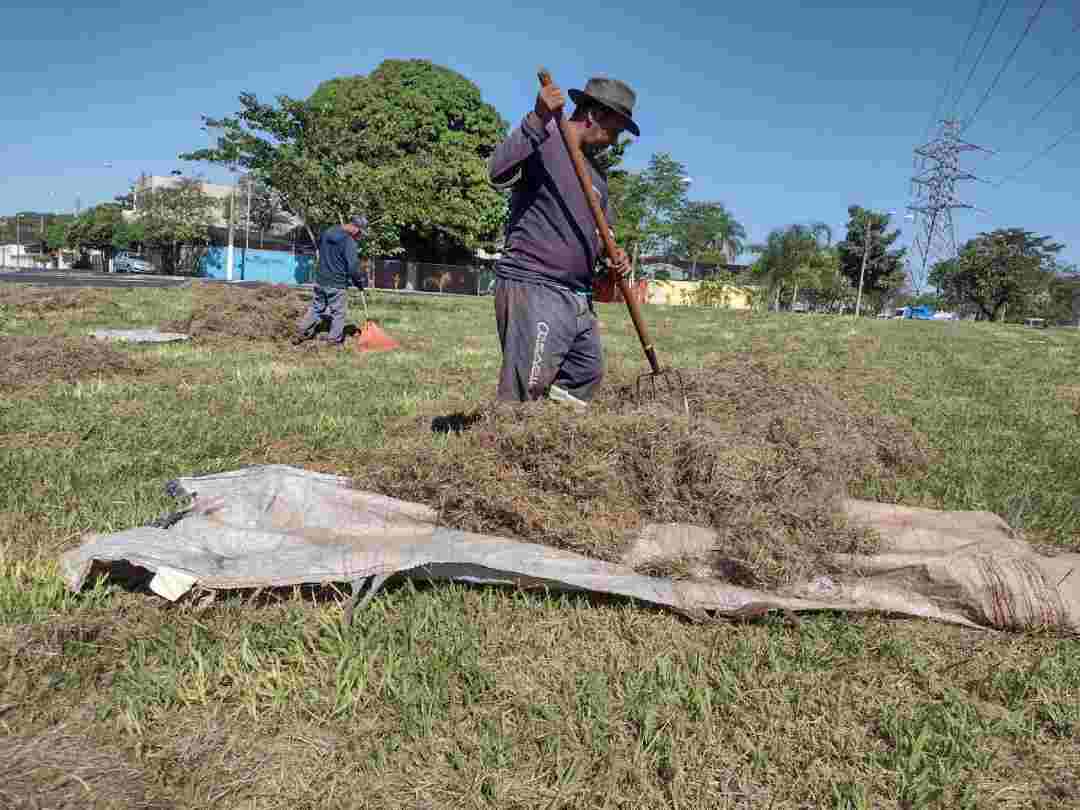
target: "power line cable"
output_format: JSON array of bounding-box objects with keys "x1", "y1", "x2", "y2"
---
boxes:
[
  {"x1": 994, "y1": 120, "x2": 1080, "y2": 185},
  {"x1": 1030, "y1": 66, "x2": 1080, "y2": 123},
  {"x1": 1022, "y1": 18, "x2": 1080, "y2": 90},
  {"x1": 951, "y1": 0, "x2": 1012, "y2": 114},
  {"x1": 923, "y1": 0, "x2": 991, "y2": 140},
  {"x1": 963, "y1": 0, "x2": 1048, "y2": 131},
  {"x1": 914, "y1": 0, "x2": 990, "y2": 200}
]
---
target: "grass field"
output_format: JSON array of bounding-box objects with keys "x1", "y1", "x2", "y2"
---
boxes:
[{"x1": 1, "y1": 282, "x2": 1079, "y2": 809}]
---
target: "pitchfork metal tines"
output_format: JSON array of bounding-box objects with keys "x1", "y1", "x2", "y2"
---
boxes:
[{"x1": 635, "y1": 346, "x2": 690, "y2": 415}]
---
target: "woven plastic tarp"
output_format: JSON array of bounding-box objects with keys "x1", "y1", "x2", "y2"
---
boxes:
[
  {"x1": 90, "y1": 328, "x2": 190, "y2": 343},
  {"x1": 60, "y1": 465, "x2": 1080, "y2": 632}
]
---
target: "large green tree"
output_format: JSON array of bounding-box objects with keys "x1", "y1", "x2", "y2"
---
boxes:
[
  {"x1": 136, "y1": 179, "x2": 216, "y2": 273},
  {"x1": 807, "y1": 246, "x2": 857, "y2": 311},
  {"x1": 929, "y1": 229, "x2": 1065, "y2": 321},
  {"x1": 45, "y1": 222, "x2": 70, "y2": 252},
  {"x1": 607, "y1": 152, "x2": 690, "y2": 274},
  {"x1": 0, "y1": 212, "x2": 50, "y2": 244},
  {"x1": 180, "y1": 59, "x2": 508, "y2": 261},
  {"x1": 65, "y1": 205, "x2": 141, "y2": 268},
  {"x1": 837, "y1": 206, "x2": 906, "y2": 309},
  {"x1": 1044, "y1": 269, "x2": 1080, "y2": 324},
  {"x1": 750, "y1": 223, "x2": 832, "y2": 310},
  {"x1": 671, "y1": 200, "x2": 746, "y2": 272},
  {"x1": 237, "y1": 176, "x2": 292, "y2": 237}
]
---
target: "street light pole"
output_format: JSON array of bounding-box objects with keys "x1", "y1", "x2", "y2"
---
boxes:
[
  {"x1": 855, "y1": 217, "x2": 871, "y2": 318},
  {"x1": 243, "y1": 175, "x2": 252, "y2": 278},
  {"x1": 225, "y1": 169, "x2": 237, "y2": 282}
]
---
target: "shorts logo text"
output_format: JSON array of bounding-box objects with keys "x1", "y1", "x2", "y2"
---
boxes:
[{"x1": 528, "y1": 321, "x2": 550, "y2": 389}]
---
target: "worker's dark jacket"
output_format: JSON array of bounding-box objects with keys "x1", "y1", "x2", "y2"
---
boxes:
[
  {"x1": 488, "y1": 114, "x2": 610, "y2": 293},
  {"x1": 315, "y1": 226, "x2": 365, "y2": 290}
]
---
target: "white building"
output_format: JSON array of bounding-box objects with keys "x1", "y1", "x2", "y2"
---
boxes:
[
  {"x1": 122, "y1": 174, "x2": 301, "y2": 234},
  {"x1": 124, "y1": 175, "x2": 236, "y2": 228},
  {"x1": 1, "y1": 244, "x2": 40, "y2": 269}
]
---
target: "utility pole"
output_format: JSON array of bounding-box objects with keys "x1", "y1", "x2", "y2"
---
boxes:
[
  {"x1": 855, "y1": 217, "x2": 871, "y2": 318},
  {"x1": 854, "y1": 209, "x2": 896, "y2": 318},
  {"x1": 15, "y1": 214, "x2": 20, "y2": 269},
  {"x1": 243, "y1": 175, "x2": 252, "y2": 278},
  {"x1": 225, "y1": 172, "x2": 236, "y2": 282},
  {"x1": 908, "y1": 119, "x2": 989, "y2": 294}
]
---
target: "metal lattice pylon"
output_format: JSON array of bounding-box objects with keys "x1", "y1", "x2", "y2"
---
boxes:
[{"x1": 907, "y1": 119, "x2": 990, "y2": 292}]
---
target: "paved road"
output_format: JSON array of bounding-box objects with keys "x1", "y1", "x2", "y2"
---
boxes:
[
  {"x1": 0, "y1": 269, "x2": 191, "y2": 289},
  {"x1": 0, "y1": 269, "x2": 487, "y2": 298}
]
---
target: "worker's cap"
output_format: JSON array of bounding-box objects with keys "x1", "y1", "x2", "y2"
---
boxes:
[{"x1": 349, "y1": 215, "x2": 369, "y2": 229}]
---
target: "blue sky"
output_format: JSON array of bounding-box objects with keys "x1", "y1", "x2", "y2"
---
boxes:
[{"x1": 2, "y1": 0, "x2": 1078, "y2": 266}]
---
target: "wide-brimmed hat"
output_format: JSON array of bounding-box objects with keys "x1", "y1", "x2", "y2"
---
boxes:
[{"x1": 569, "y1": 77, "x2": 640, "y2": 136}]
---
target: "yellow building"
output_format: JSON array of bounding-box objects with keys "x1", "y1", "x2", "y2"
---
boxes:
[{"x1": 645, "y1": 280, "x2": 755, "y2": 310}]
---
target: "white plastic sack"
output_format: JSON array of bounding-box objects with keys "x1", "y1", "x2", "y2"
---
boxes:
[
  {"x1": 60, "y1": 465, "x2": 1080, "y2": 632},
  {"x1": 91, "y1": 328, "x2": 190, "y2": 343}
]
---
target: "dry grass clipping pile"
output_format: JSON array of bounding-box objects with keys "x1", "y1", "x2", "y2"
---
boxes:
[
  {"x1": 164, "y1": 282, "x2": 309, "y2": 341},
  {"x1": 0, "y1": 726, "x2": 168, "y2": 809},
  {"x1": 0, "y1": 336, "x2": 142, "y2": 390},
  {"x1": 357, "y1": 356, "x2": 928, "y2": 587},
  {"x1": 0, "y1": 285, "x2": 117, "y2": 315}
]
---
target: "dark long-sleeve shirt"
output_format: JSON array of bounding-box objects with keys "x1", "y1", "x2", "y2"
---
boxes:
[
  {"x1": 315, "y1": 225, "x2": 365, "y2": 290},
  {"x1": 488, "y1": 113, "x2": 610, "y2": 293}
]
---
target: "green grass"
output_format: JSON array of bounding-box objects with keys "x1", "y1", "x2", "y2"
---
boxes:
[{"x1": 1, "y1": 283, "x2": 1079, "y2": 808}]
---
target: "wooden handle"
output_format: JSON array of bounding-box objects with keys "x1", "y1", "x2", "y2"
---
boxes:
[{"x1": 537, "y1": 68, "x2": 661, "y2": 374}]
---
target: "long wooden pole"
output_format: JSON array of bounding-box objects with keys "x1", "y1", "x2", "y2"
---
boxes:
[{"x1": 538, "y1": 68, "x2": 661, "y2": 375}]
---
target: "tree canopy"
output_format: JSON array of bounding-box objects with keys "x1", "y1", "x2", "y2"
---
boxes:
[
  {"x1": 137, "y1": 179, "x2": 218, "y2": 272},
  {"x1": 180, "y1": 59, "x2": 509, "y2": 260},
  {"x1": 929, "y1": 229, "x2": 1065, "y2": 321},
  {"x1": 750, "y1": 223, "x2": 836, "y2": 309},
  {"x1": 671, "y1": 201, "x2": 746, "y2": 270},
  {"x1": 66, "y1": 205, "x2": 131, "y2": 255},
  {"x1": 837, "y1": 206, "x2": 906, "y2": 305},
  {"x1": 607, "y1": 152, "x2": 693, "y2": 268}
]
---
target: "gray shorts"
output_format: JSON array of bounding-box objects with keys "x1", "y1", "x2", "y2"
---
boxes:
[{"x1": 494, "y1": 278, "x2": 603, "y2": 403}]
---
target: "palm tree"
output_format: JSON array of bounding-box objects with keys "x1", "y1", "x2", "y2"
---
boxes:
[
  {"x1": 674, "y1": 201, "x2": 748, "y2": 276},
  {"x1": 750, "y1": 222, "x2": 831, "y2": 310},
  {"x1": 710, "y1": 204, "x2": 748, "y2": 265}
]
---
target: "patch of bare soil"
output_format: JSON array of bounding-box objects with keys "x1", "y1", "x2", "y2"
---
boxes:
[{"x1": 355, "y1": 355, "x2": 928, "y2": 587}]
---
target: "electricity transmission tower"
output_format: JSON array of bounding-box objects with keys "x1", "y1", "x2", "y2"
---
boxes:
[{"x1": 907, "y1": 118, "x2": 990, "y2": 292}]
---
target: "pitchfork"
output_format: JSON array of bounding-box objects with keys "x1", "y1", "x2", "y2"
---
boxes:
[{"x1": 538, "y1": 68, "x2": 689, "y2": 414}]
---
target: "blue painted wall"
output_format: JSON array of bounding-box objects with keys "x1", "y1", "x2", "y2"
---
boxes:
[{"x1": 200, "y1": 246, "x2": 314, "y2": 285}]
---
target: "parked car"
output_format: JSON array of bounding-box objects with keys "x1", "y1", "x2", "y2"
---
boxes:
[{"x1": 113, "y1": 251, "x2": 153, "y2": 274}]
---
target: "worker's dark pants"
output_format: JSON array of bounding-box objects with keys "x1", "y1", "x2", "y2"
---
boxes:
[
  {"x1": 495, "y1": 278, "x2": 604, "y2": 403},
  {"x1": 297, "y1": 286, "x2": 348, "y2": 343}
]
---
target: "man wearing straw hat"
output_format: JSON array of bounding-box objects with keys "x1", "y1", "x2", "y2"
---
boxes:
[{"x1": 488, "y1": 75, "x2": 638, "y2": 406}]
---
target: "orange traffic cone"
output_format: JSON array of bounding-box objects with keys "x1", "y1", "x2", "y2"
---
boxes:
[
  {"x1": 352, "y1": 290, "x2": 401, "y2": 352},
  {"x1": 355, "y1": 321, "x2": 400, "y2": 352}
]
